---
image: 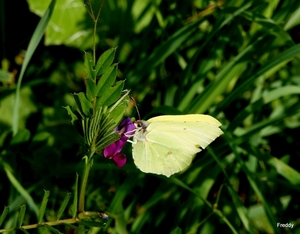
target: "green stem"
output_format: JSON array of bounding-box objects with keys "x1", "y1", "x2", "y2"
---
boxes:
[
  {"x1": 0, "y1": 218, "x2": 77, "y2": 233},
  {"x1": 78, "y1": 155, "x2": 93, "y2": 213}
]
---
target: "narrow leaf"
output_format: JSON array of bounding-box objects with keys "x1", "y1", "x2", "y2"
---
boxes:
[
  {"x1": 170, "y1": 227, "x2": 182, "y2": 234},
  {"x1": 267, "y1": 157, "x2": 300, "y2": 186},
  {"x1": 96, "y1": 81, "x2": 124, "y2": 109},
  {"x1": 45, "y1": 224, "x2": 63, "y2": 234},
  {"x1": 96, "y1": 66, "x2": 116, "y2": 96},
  {"x1": 109, "y1": 94, "x2": 130, "y2": 124},
  {"x1": 95, "y1": 47, "x2": 116, "y2": 76},
  {"x1": 56, "y1": 192, "x2": 72, "y2": 220},
  {"x1": 12, "y1": 0, "x2": 56, "y2": 136},
  {"x1": 84, "y1": 52, "x2": 96, "y2": 80},
  {"x1": 219, "y1": 43, "x2": 300, "y2": 111},
  {"x1": 0, "y1": 206, "x2": 10, "y2": 228},
  {"x1": 73, "y1": 92, "x2": 93, "y2": 117},
  {"x1": 20, "y1": 227, "x2": 30, "y2": 234},
  {"x1": 227, "y1": 186, "x2": 254, "y2": 233},
  {"x1": 79, "y1": 220, "x2": 106, "y2": 227},
  {"x1": 72, "y1": 173, "x2": 79, "y2": 218},
  {"x1": 85, "y1": 78, "x2": 97, "y2": 101},
  {"x1": 3, "y1": 164, "x2": 39, "y2": 217},
  {"x1": 18, "y1": 204, "x2": 26, "y2": 227},
  {"x1": 38, "y1": 190, "x2": 50, "y2": 223}
]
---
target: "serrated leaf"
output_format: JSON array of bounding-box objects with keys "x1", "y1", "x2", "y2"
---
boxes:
[
  {"x1": 72, "y1": 173, "x2": 79, "y2": 219},
  {"x1": 56, "y1": 192, "x2": 72, "y2": 220},
  {"x1": 38, "y1": 190, "x2": 50, "y2": 223},
  {"x1": 0, "y1": 206, "x2": 10, "y2": 227},
  {"x1": 96, "y1": 81, "x2": 124, "y2": 109},
  {"x1": 73, "y1": 92, "x2": 93, "y2": 118},
  {"x1": 18, "y1": 204, "x2": 26, "y2": 227},
  {"x1": 85, "y1": 78, "x2": 97, "y2": 101},
  {"x1": 95, "y1": 48, "x2": 116, "y2": 76},
  {"x1": 84, "y1": 52, "x2": 96, "y2": 80},
  {"x1": 45, "y1": 224, "x2": 63, "y2": 234}
]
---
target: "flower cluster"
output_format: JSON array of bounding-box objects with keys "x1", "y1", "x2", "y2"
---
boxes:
[{"x1": 103, "y1": 118, "x2": 135, "y2": 167}]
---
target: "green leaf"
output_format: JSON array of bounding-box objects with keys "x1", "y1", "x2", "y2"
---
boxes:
[
  {"x1": 17, "y1": 204, "x2": 26, "y2": 227},
  {"x1": 95, "y1": 47, "x2": 117, "y2": 76},
  {"x1": 95, "y1": 64, "x2": 124, "y2": 109},
  {"x1": 170, "y1": 227, "x2": 182, "y2": 234},
  {"x1": 20, "y1": 227, "x2": 30, "y2": 234},
  {"x1": 3, "y1": 164, "x2": 39, "y2": 217},
  {"x1": 109, "y1": 92, "x2": 130, "y2": 124},
  {"x1": 27, "y1": 0, "x2": 88, "y2": 49},
  {"x1": 10, "y1": 129, "x2": 31, "y2": 145},
  {"x1": 96, "y1": 66, "x2": 117, "y2": 96},
  {"x1": 12, "y1": 0, "x2": 56, "y2": 136},
  {"x1": 227, "y1": 186, "x2": 254, "y2": 233},
  {"x1": 73, "y1": 92, "x2": 93, "y2": 118},
  {"x1": 84, "y1": 52, "x2": 96, "y2": 80},
  {"x1": 0, "y1": 69, "x2": 13, "y2": 82},
  {"x1": 128, "y1": 17, "x2": 203, "y2": 84},
  {"x1": 63, "y1": 106, "x2": 79, "y2": 124},
  {"x1": 79, "y1": 220, "x2": 106, "y2": 227},
  {"x1": 38, "y1": 190, "x2": 50, "y2": 223},
  {"x1": 85, "y1": 78, "x2": 97, "y2": 101},
  {"x1": 219, "y1": 43, "x2": 300, "y2": 111},
  {"x1": 72, "y1": 173, "x2": 79, "y2": 219},
  {"x1": 267, "y1": 157, "x2": 300, "y2": 186},
  {"x1": 45, "y1": 224, "x2": 63, "y2": 234},
  {"x1": 0, "y1": 206, "x2": 10, "y2": 228},
  {"x1": 96, "y1": 81, "x2": 124, "y2": 109},
  {"x1": 56, "y1": 192, "x2": 72, "y2": 220}
]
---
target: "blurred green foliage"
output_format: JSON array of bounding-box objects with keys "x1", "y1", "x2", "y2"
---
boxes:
[{"x1": 1, "y1": 0, "x2": 300, "y2": 233}]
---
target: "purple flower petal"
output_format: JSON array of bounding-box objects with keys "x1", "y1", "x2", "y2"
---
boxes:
[
  {"x1": 111, "y1": 152, "x2": 127, "y2": 167},
  {"x1": 117, "y1": 117, "x2": 136, "y2": 137},
  {"x1": 103, "y1": 136, "x2": 127, "y2": 158},
  {"x1": 103, "y1": 117, "x2": 136, "y2": 167}
]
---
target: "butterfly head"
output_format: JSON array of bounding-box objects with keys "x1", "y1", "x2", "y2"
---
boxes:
[{"x1": 133, "y1": 120, "x2": 149, "y2": 141}]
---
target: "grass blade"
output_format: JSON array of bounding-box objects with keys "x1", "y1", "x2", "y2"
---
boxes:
[
  {"x1": 17, "y1": 204, "x2": 26, "y2": 227},
  {"x1": 56, "y1": 192, "x2": 72, "y2": 220},
  {"x1": 72, "y1": 173, "x2": 79, "y2": 219},
  {"x1": 12, "y1": 0, "x2": 56, "y2": 135},
  {"x1": 3, "y1": 164, "x2": 39, "y2": 217},
  {"x1": 0, "y1": 206, "x2": 10, "y2": 228},
  {"x1": 38, "y1": 190, "x2": 50, "y2": 223}
]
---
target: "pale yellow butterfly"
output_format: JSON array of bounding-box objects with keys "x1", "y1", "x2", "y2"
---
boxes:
[{"x1": 132, "y1": 114, "x2": 223, "y2": 177}]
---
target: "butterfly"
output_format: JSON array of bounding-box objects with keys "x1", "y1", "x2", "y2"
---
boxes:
[{"x1": 131, "y1": 114, "x2": 223, "y2": 177}]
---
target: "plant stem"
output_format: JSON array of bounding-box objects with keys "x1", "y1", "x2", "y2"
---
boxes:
[
  {"x1": 78, "y1": 156, "x2": 93, "y2": 213},
  {"x1": 0, "y1": 218, "x2": 77, "y2": 233},
  {"x1": 92, "y1": 0, "x2": 105, "y2": 65}
]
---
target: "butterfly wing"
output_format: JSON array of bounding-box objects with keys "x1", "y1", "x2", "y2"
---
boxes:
[{"x1": 132, "y1": 115, "x2": 223, "y2": 177}]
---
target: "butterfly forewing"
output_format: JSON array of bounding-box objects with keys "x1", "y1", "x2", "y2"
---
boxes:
[{"x1": 132, "y1": 114, "x2": 223, "y2": 177}]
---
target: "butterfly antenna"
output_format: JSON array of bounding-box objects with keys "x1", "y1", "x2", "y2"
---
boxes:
[{"x1": 130, "y1": 96, "x2": 141, "y2": 120}]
